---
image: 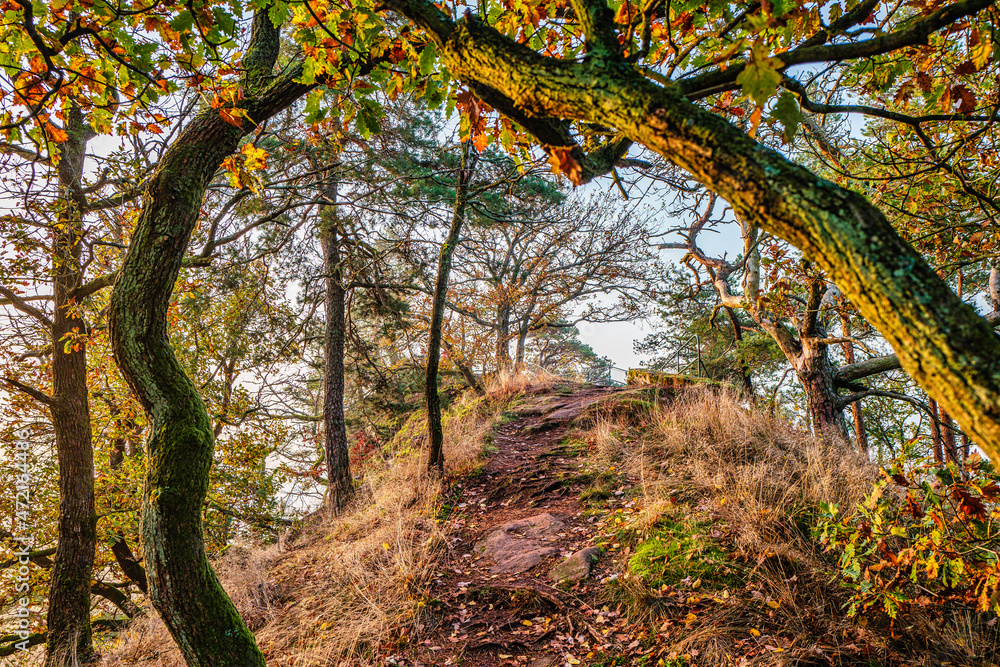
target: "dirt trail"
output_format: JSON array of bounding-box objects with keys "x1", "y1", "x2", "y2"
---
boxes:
[{"x1": 397, "y1": 385, "x2": 637, "y2": 667}]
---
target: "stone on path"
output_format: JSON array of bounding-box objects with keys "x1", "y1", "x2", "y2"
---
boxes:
[
  {"x1": 476, "y1": 513, "x2": 565, "y2": 574},
  {"x1": 548, "y1": 546, "x2": 601, "y2": 584}
]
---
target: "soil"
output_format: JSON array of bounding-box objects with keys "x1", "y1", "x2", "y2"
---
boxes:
[{"x1": 393, "y1": 385, "x2": 640, "y2": 667}]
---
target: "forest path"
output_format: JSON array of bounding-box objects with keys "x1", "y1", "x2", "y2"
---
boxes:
[{"x1": 398, "y1": 384, "x2": 639, "y2": 667}]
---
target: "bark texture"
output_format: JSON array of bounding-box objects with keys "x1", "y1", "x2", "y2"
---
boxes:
[
  {"x1": 427, "y1": 145, "x2": 475, "y2": 474},
  {"x1": 384, "y1": 0, "x2": 1000, "y2": 459},
  {"x1": 106, "y1": 11, "x2": 310, "y2": 665},
  {"x1": 45, "y1": 104, "x2": 97, "y2": 667},
  {"x1": 318, "y1": 171, "x2": 353, "y2": 512}
]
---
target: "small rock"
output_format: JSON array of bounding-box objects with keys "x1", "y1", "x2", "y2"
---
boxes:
[
  {"x1": 548, "y1": 546, "x2": 601, "y2": 584},
  {"x1": 529, "y1": 657, "x2": 556, "y2": 667},
  {"x1": 476, "y1": 514, "x2": 565, "y2": 574}
]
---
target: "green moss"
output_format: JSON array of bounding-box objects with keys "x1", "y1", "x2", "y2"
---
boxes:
[{"x1": 626, "y1": 516, "x2": 742, "y2": 591}]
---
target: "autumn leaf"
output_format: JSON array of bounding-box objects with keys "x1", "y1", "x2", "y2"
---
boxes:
[
  {"x1": 737, "y1": 46, "x2": 784, "y2": 107},
  {"x1": 546, "y1": 145, "x2": 583, "y2": 186},
  {"x1": 240, "y1": 143, "x2": 268, "y2": 172},
  {"x1": 952, "y1": 85, "x2": 977, "y2": 114},
  {"x1": 219, "y1": 108, "x2": 243, "y2": 127},
  {"x1": 952, "y1": 486, "x2": 988, "y2": 521}
]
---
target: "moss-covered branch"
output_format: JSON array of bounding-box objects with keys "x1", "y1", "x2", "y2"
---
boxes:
[{"x1": 383, "y1": 0, "x2": 1000, "y2": 460}]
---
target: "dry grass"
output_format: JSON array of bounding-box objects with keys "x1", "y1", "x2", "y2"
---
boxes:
[
  {"x1": 574, "y1": 386, "x2": 989, "y2": 666},
  {"x1": 98, "y1": 390, "x2": 505, "y2": 667},
  {"x1": 483, "y1": 364, "x2": 560, "y2": 402}
]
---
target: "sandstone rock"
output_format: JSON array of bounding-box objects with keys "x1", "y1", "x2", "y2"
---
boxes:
[
  {"x1": 549, "y1": 546, "x2": 601, "y2": 584},
  {"x1": 476, "y1": 513, "x2": 565, "y2": 574}
]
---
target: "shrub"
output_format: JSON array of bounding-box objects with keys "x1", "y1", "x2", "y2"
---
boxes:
[{"x1": 817, "y1": 446, "x2": 1000, "y2": 620}]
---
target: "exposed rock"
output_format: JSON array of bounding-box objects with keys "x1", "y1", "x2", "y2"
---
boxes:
[
  {"x1": 476, "y1": 513, "x2": 565, "y2": 574},
  {"x1": 549, "y1": 546, "x2": 601, "y2": 584},
  {"x1": 626, "y1": 368, "x2": 716, "y2": 388},
  {"x1": 529, "y1": 657, "x2": 556, "y2": 667}
]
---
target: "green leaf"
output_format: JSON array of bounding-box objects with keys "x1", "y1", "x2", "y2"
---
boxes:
[
  {"x1": 419, "y1": 42, "x2": 437, "y2": 77},
  {"x1": 268, "y1": 2, "x2": 290, "y2": 28},
  {"x1": 771, "y1": 91, "x2": 803, "y2": 143},
  {"x1": 355, "y1": 98, "x2": 382, "y2": 139},
  {"x1": 737, "y1": 54, "x2": 784, "y2": 107}
]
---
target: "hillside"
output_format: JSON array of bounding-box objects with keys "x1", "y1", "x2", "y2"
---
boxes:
[{"x1": 99, "y1": 377, "x2": 996, "y2": 666}]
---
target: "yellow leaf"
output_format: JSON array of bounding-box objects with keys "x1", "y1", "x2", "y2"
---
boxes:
[
  {"x1": 684, "y1": 612, "x2": 697, "y2": 624},
  {"x1": 522, "y1": 620, "x2": 532, "y2": 626},
  {"x1": 498, "y1": 654, "x2": 512, "y2": 660},
  {"x1": 766, "y1": 600, "x2": 780, "y2": 608},
  {"x1": 241, "y1": 142, "x2": 268, "y2": 171},
  {"x1": 750, "y1": 628, "x2": 761, "y2": 637},
  {"x1": 382, "y1": 542, "x2": 391, "y2": 550}
]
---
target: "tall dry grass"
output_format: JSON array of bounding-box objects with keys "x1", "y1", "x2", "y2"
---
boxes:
[
  {"x1": 483, "y1": 365, "x2": 560, "y2": 402},
  {"x1": 575, "y1": 387, "x2": 984, "y2": 665},
  {"x1": 98, "y1": 390, "x2": 505, "y2": 666}
]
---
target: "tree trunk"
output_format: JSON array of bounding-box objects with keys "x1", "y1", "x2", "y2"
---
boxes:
[
  {"x1": 515, "y1": 324, "x2": 528, "y2": 366},
  {"x1": 725, "y1": 307, "x2": 754, "y2": 398},
  {"x1": 427, "y1": 144, "x2": 475, "y2": 474},
  {"x1": 941, "y1": 408, "x2": 960, "y2": 465},
  {"x1": 795, "y1": 339, "x2": 845, "y2": 438},
  {"x1": 106, "y1": 11, "x2": 299, "y2": 665},
  {"x1": 45, "y1": 104, "x2": 97, "y2": 667},
  {"x1": 495, "y1": 302, "x2": 512, "y2": 371},
  {"x1": 389, "y1": 1, "x2": 1000, "y2": 461},
  {"x1": 318, "y1": 171, "x2": 353, "y2": 512},
  {"x1": 840, "y1": 320, "x2": 869, "y2": 456},
  {"x1": 929, "y1": 398, "x2": 944, "y2": 465}
]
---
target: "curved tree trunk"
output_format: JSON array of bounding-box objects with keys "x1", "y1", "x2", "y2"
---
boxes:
[
  {"x1": 317, "y1": 170, "x2": 353, "y2": 512},
  {"x1": 107, "y1": 11, "x2": 311, "y2": 665},
  {"x1": 427, "y1": 144, "x2": 475, "y2": 474},
  {"x1": 45, "y1": 104, "x2": 97, "y2": 667}
]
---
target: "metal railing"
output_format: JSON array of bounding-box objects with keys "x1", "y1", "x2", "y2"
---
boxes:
[
  {"x1": 667, "y1": 334, "x2": 706, "y2": 378},
  {"x1": 589, "y1": 364, "x2": 629, "y2": 387}
]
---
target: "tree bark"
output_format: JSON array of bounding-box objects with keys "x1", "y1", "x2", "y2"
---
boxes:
[
  {"x1": 495, "y1": 302, "x2": 512, "y2": 371},
  {"x1": 929, "y1": 398, "x2": 944, "y2": 465},
  {"x1": 45, "y1": 104, "x2": 97, "y2": 667},
  {"x1": 106, "y1": 11, "x2": 304, "y2": 665},
  {"x1": 427, "y1": 144, "x2": 475, "y2": 474},
  {"x1": 795, "y1": 338, "x2": 845, "y2": 438},
  {"x1": 724, "y1": 306, "x2": 754, "y2": 398},
  {"x1": 318, "y1": 169, "x2": 353, "y2": 512},
  {"x1": 840, "y1": 320, "x2": 868, "y2": 455},
  {"x1": 383, "y1": 0, "x2": 1000, "y2": 460},
  {"x1": 515, "y1": 324, "x2": 528, "y2": 366}
]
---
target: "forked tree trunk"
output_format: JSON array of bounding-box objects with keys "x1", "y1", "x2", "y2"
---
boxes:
[
  {"x1": 107, "y1": 11, "x2": 308, "y2": 665},
  {"x1": 45, "y1": 104, "x2": 97, "y2": 667},
  {"x1": 318, "y1": 171, "x2": 353, "y2": 512},
  {"x1": 795, "y1": 339, "x2": 845, "y2": 439},
  {"x1": 427, "y1": 144, "x2": 475, "y2": 474}
]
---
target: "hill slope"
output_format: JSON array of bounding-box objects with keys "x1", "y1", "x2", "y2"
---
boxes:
[{"x1": 100, "y1": 379, "x2": 998, "y2": 666}]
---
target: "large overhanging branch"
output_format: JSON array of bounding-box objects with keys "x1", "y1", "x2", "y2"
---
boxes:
[{"x1": 382, "y1": 0, "x2": 1000, "y2": 459}]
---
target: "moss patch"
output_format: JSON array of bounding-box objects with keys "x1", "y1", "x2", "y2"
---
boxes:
[{"x1": 627, "y1": 516, "x2": 742, "y2": 591}]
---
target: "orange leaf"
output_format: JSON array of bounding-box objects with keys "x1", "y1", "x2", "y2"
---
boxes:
[
  {"x1": 219, "y1": 108, "x2": 243, "y2": 128},
  {"x1": 547, "y1": 145, "x2": 583, "y2": 186}
]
